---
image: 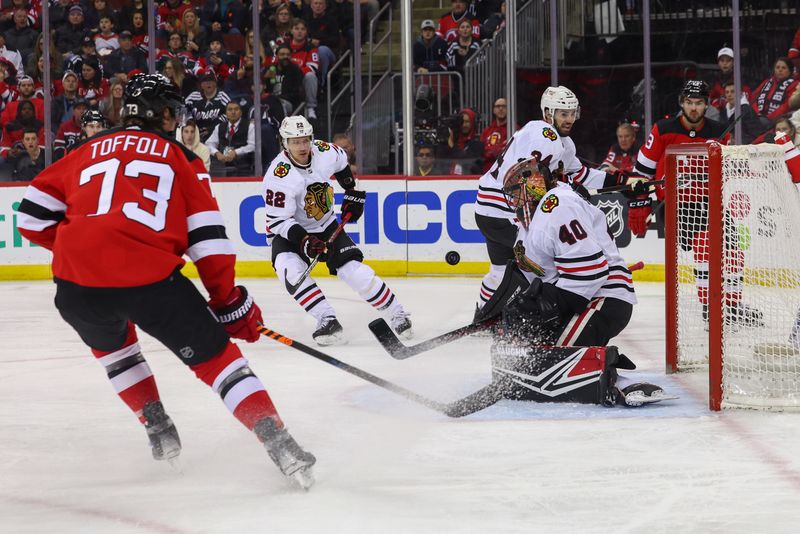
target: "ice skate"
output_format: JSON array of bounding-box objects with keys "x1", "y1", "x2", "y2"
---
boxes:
[
  {"x1": 313, "y1": 316, "x2": 346, "y2": 346},
  {"x1": 254, "y1": 418, "x2": 316, "y2": 490},
  {"x1": 725, "y1": 302, "x2": 764, "y2": 328},
  {"x1": 143, "y1": 401, "x2": 182, "y2": 463},
  {"x1": 617, "y1": 383, "x2": 678, "y2": 407},
  {"x1": 389, "y1": 309, "x2": 414, "y2": 340}
]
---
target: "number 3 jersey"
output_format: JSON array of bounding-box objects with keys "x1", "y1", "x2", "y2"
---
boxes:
[
  {"x1": 261, "y1": 140, "x2": 349, "y2": 243},
  {"x1": 517, "y1": 183, "x2": 637, "y2": 306},
  {"x1": 16, "y1": 126, "x2": 237, "y2": 301}
]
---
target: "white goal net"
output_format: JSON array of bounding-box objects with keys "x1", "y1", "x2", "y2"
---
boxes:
[{"x1": 667, "y1": 143, "x2": 800, "y2": 410}]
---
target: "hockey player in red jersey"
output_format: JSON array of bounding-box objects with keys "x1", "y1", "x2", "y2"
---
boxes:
[
  {"x1": 633, "y1": 80, "x2": 761, "y2": 328},
  {"x1": 489, "y1": 158, "x2": 672, "y2": 407},
  {"x1": 15, "y1": 74, "x2": 316, "y2": 489}
]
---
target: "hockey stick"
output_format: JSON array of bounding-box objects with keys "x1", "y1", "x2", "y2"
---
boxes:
[
  {"x1": 284, "y1": 213, "x2": 352, "y2": 294},
  {"x1": 256, "y1": 324, "x2": 504, "y2": 417},
  {"x1": 587, "y1": 179, "x2": 664, "y2": 197},
  {"x1": 369, "y1": 261, "x2": 647, "y2": 360}
]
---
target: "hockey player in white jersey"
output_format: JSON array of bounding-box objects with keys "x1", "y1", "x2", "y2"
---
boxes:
[
  {"x1": 262, "y1": 116, "x2": 413, "y2": 345},
  {"x1": 474, "y1": 86, "x2": 644, "y2": 315},
  {"x1": 491, "y1": 157, "x2": 672, "y2": 406}
]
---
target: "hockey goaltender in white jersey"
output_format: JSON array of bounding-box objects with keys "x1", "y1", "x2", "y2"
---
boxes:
[{"x1": 262, "y1": 116, "x2": 413, "y2": 346}]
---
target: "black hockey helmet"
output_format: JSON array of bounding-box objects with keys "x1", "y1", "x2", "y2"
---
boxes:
[
  {"x1": 679, "y1": 80, "x2": 710, "y2": 104},
  {"x1": 122, "y1": 73, "x2": 184, "y2": 128},
  {"x1": 80, "y1": 108, "x2": 108, "y2": 128}
]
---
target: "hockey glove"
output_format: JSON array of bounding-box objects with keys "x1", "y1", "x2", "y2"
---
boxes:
[
  {"x1": 627, "y1": 196, "x2": 652, "y2": 237},
  {"x1": 341, "y1": 189, "x2": 366, "y2": 222},
  {"x1": 301, "y1": 234, "x2": 327, "y2": 260},
  {"x1": 501, "y1": 278, "x2": 561, "y2": 340},
  {"x1": 210, "y1": 285, "x2": 263, "y2": 343}
]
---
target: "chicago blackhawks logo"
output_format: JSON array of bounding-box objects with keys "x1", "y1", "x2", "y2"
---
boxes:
[
  {"x1": 542, "y1": 127, "x2": 557, "y2": 141},
  {"x1": 314, "y1": 140, "x2": 331, "y2": 152},
  {"x1": 274, "y1": 162, "x2": 291, "y2": 177},
  {"x1": 541, "y1": 194, "x2": 559, "y2": 213},
  {"x1": 303, "y1": 182, "x2": 333, "y2": 221}
]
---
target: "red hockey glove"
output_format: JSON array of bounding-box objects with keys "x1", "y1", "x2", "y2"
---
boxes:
[
  {"x1": 301, "y1": 234, "x2": 327, "y2": 260},
  {"x1": 341, "y1": 189, "x2": 366, "y2": 222},
  {"x1": 210, "y1": 285, "x2": 263, "y2": 343},
  {"x1": 627, "y1": 197, "x2": 652, "y2": 237}
]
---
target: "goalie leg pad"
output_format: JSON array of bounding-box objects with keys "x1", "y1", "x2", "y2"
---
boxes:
[{"x1": 490, "y1": 342, "x2": 621, "y2": 405}]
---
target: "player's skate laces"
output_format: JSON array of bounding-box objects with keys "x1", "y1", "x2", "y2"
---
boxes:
[
  {"x1": 142, "y1": 401, "x2": 181, "y2": 461},
  {"x1": 389, "y1": 310, "x2": 414, "y2": 340},
  {"x1": 313, "y1": 316, "x2": 345, "y2": 346},
  {"x1": 254, "y1": 418, "x2": 316, "y2": 490}
]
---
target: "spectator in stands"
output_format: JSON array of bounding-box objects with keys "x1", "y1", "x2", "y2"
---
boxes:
[
  {"x1": 789, "y1": 26, "x2": 800, "y2": 73},
  {"x1": 156, "y1": 32, "x2": 199, "y2": 74},
  {"x1": 751, "y1": 57, "x2": 800, "y2": 121},
  {"x1": 268, "y1": 3, "x2": 294, "y2": 46},
  {"x1": 118, "y1": 0, "x2": 147, "y2": 33},
  {"x1": 26, "y1": 32, "x2": 63, "y2": 82},
  {"x1": 306, "y1": 0, "x2": 340, "y2": 84},
  {"x1": 446, "y1": 19, "x2": 480, "y2": 74},
  {"x1": 99, "y1": 78, "x2": 125, "y2": 126},
  {"x1": 414, "y1": 144, "x2": 443, "y2": 176},
  {"x1": 437, "y1": 0, "x2": 480, "y2": 43},
  {"x1": 475, "y1": 0, "x2": 504, "y2": 22},
  {"x1": 264, "y1": 43, "x2": 304, "y2": 115},
  {"x1": 130, "y1": 11, "x2": 151, "y2": 52},
  {"x1": 185, "y1": 69, "x2": 231, "y2": 142},
  {"x1": 180, "y1": 8, "x2": 208, "y2": 55},
  {"x1": 2, "y1": 75, "x2": 44, "y2": 123},
  {"x1": 55, "y1": 5, "x2": 87, "y2": 58},
  {"x1": 598, "y1": 122, "x2": 640, "y2": 173},
  {"x1": 30, "y1": 55, "x2": 60, "y2": 98},
  {"x1": 0, "y1": 58, "x2": 16, "y2": 116},
  {"x1": 52, "y1": 70, "x2": 80, "y2": 126},
  {"x1": 157, "y1": 0, "x2": 192, "y2": 38},
  {"x1": 11, "y1": 127, "x2": 45, "y2": 181},
  {"x1": 65, "y1": 36, "x2": 102, "y2": 77},
  {"x1": 444, "y1": 107, "x2": 483, "y2": 174},
  {"x1": 84, "y1": 0, "x2": 117, "y2": 34},
  {"x1": 480, "y1": 0, "x2": 505, "y2": 39},
  {"x1": 709, "y1": 47, "x2": 734, "y2": 110},
  {"x1": 78, "y1": 56, "x2": 109, "y2": 106},
  {"x1": 104, "y1": 31, "x2": 148, "y2": 83},
  {"x1": 763, "y1": 116, "x2": 797, "y2": 145},
  {"x1": 413, "y1": 19, "x2": 447, "y2": 73},
  {"x1": 49, "y1": 0, "x2": 76, "y2": 31},
  {"x1": 720, "y1": 81, "x2": 763, "y2": 144},
  {"x1": 53, "y1": 98, "x2": 88, "y2": 160},
  {"x1": 162, "y1": 57, "x2": 194, "y2": 97},
  {"x1": 4, "y1": 8, "x2": 36, "y2": 62},
  {"x1": 206, "y1": 99, "x2": 256, "y2": 177},
  {"x1": 288, "y1": 18, "x2": 320, "y2": 120},
  {"x1": 332, "y1": 132, "x2": 357, "y2": 174},
  {"x1": 197, "y1": 34, "x2": 239, "y2": 84},
  {"x1": 0, "y1": 100, "x2": 44, "y2": 170},
  {"x1": 177, "y1": 118, "x2": 211, "y2": 171},
  {"x1": 94, "y1": 15, "x2": 121, "y2": 57},
  {"x1": 0, "y1": 31, "x2": 23, "y2": 75},
  {"x1": 202, "y1": 0, "x2": 247, "y2": 36},
  {"x1": 479, "y1": 97, "x2": 509, "y2": 173}
]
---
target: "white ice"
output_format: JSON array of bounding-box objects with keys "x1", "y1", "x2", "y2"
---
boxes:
[{"x1": 2, "y1": 278, "x2": 800, "y2": 533}]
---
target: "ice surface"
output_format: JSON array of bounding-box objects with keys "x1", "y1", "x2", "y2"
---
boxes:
[{"x1": 2, "y1": 278, "x2": 800, "y2": 533}]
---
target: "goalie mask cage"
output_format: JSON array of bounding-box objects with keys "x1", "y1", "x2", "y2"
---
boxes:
[{"x1": 665, "y1": 142, "x2": 800, "y2": 411}]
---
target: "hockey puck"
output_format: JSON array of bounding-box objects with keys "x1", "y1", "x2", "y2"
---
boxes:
[{"x1": 445, "y1": 251, "x2": 461, "y2": 265}]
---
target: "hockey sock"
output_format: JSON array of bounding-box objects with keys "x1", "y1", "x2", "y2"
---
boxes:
[
  {"x1": 190, "y1": 342, "x2": 283, "y2": 431},
  {"x1": 692, "y1": 231, "x2": 709, "y2": 305},
  {"x1": 723, "y1": 248, "x2": 745, "y2": 306},
  {"x1": 91, "y1": 322, "x2": 160, "y2": 424},
  {"x1": 337, "y1": 260, "x2": 402, "y2": 314},
  {"x1": 275, "y1": 252, "x2": 336, "y2": 321},
  {"x1": 478, "y1": 264, "x2": 507, "y2": 308}
]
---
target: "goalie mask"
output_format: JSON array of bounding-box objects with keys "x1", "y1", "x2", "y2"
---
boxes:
[{"x1": 502, "y1": 158, "x2": 550, "y2": 230}]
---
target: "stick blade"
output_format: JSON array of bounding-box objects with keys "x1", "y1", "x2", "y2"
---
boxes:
[
  {"x1": 443, "y1": 381, "x2": 507, "y2": 418},
  {"x1": 368, "y1": 318, "x2": 414, "y2": 358}
]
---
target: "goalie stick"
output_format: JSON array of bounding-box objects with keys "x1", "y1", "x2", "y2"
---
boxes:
[
  {"x1": 586, "y1": 179, "x2": 664, "y2": 197},
  {"x1": 284, "y1": 213, "x2": 352, "y2": 294},
  {"x1": 369, "y1": 262, "x2": 647, "y2": 359},
  {"x1": 256, "y1": 324, "x2": 504, "y2": 417}
]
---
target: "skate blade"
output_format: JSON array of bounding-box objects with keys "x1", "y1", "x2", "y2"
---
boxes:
[
  {"x1": 314, "y1": 334, "x2": 347, "y2": 346},
  {"x1": 166, "y1": 455, "x2": 184, "y2": 475},
  {"x1": 288, "y1": 467, "x2": 314, "y2": 491},
  {"x1": 624, "y1": 391, "x2": 679, "y2": 407}
]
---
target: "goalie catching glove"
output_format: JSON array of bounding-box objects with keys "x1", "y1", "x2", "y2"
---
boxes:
[
  {"x1": 341, "y1": 189, "x2": 366, "y2": 222},
  {"x1": 209, "y1": 286, "x2": 263, "y2": 342},
  {"x1": 501, "y1": 278, "x2": 562, "y2": 341}
]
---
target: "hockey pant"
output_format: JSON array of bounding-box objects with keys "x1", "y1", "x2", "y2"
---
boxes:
[
  {"x1": 55, "y1": 270, "x2": 282, "y2": 432},
  {"x1": 475, "y1": 213, "x2": 518, "y2": 308}
]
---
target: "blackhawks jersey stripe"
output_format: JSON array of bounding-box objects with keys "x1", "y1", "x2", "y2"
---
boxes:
[
  {"x1": 555, "y1": 259, "x2": 608, "y2": 273},
  {"x1": 554, "y1": 251, "x2": 604, "y2": 264},
  {"x1": 559, "y1": 270, "x2": 609, "y2": 282}
]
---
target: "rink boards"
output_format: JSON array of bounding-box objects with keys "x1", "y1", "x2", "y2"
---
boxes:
[{"x1": 0, "y1": 176, "x2": 666, "y2": 280}]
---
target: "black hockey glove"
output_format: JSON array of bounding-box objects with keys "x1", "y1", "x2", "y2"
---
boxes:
[
  {"x1": 341, "y1": 189, "x2": 366, "y2": 222},
  {"x1": 501, "y1": 278, "x2": 561, "y2": 341},
  {"x1": 301, "y1": 234, "x2": 327, "y2": 260}
]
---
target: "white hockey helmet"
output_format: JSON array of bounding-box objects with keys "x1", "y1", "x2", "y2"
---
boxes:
[
  {"x1": 279, "y1": 115, "x2": 314, "y2": 145},
  {"x1": 540, "y1": 85, "x2": 580, "y2": 122}
]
